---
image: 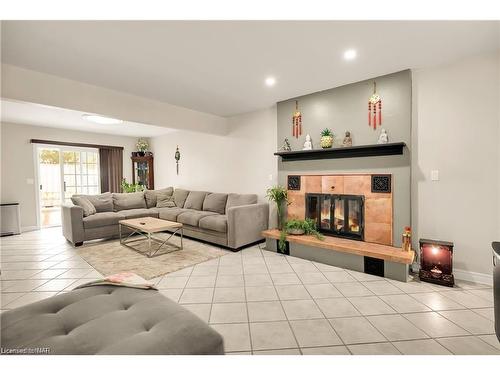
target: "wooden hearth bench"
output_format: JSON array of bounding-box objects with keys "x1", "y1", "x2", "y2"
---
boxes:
[{"x1": 261, "y1": 229, "x2": 415, "y2": 282}]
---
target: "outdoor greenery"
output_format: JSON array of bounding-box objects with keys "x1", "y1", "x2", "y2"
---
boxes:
[
  {"x1": 121, "y1": 179, "x2": 145, "y2": 193},
  {"x1": 39, "y1": 150, "x2": 97, "y2": 164},
  {"x1": 266, "y1": 185, "x2": 290, "y2": 230},
  {"x1": 279, "y1": 218, "x2": 324, "y2": 252}
]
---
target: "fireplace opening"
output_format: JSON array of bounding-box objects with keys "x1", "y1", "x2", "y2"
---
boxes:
[{"x1": 305, "y1": 193, "x2": 364, "y2": 241}]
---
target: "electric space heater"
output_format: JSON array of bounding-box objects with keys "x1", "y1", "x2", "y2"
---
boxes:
[{"x1": 1, "y1": 203, "x2": 21, "y2": 236}]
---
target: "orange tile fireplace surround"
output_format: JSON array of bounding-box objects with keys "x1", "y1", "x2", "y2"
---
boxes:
[{"x1": 287, "y1": 174, "x2": 393, "y2": 246}]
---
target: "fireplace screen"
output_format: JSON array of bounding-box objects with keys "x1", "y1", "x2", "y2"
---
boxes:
[{"x1": 306, "y1": 193, "x2": 364, "y2": 240}]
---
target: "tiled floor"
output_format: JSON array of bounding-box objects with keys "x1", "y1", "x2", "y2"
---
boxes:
[{"x1": 1, "y1": 228, "x2": 499, "y2": 355}]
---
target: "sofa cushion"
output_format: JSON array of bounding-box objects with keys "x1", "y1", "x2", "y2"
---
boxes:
[
  {"x1": 83, "y1": 212, "x2": 125, "y2": 229},
  {"x1": 0, "y1": 285, "x2": 224, "y2": 354},
  {"x1": 226, "y1": 193, "x2": 258, "y2": 210},
  {"x1": 156, "y1": 193, "x2": 176, "y2": 208},
  {"x1": 144, "y1": 187, "x2": 174, "y2": 208},
  {"x1": 72, "y1": 192, "x2": 113, "y2": 212},
  {"x1": 177, "y1": 211, "x2": 218, "y2": 227},
  {"x1": 112, "y1": 192, "x2": 147, "y2": 211},
  {"x1": 184, "y1": 191, "x2": 209, "y2": 210},
  {"x1": 173, "y1": 189, "x2": 190, "y2": 208},
  {"x1": 71, "y1": 196, "x2": 96, "y2": 217},
  {"x1": 199, "y1": 215, "x2": 227, "y2": 233},
  {"x1": 157, "y1": 207, "x2": 193, "y2": 222},
  {"x1": 120, "y1": 208, "x2": 159, "y2": 219},
  {"x1": 202, "y1": 193, "x2": 228, "y2": 215}
]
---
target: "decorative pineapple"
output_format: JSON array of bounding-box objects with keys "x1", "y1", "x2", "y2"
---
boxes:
[{"x1": 320, "y1": 128, "x2": 334, "y2": 149}]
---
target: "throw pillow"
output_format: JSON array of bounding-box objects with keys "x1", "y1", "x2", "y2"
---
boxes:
[
  {"x1": 202, "y1": 193, "x2": 228, "y2": 215},
  {"x1": 184, "y1": 191, "x2": 209, "y2": 210},
  {"x1": 156, "y1": 193, "x2": 176, "y2": 208},
  {"x1": 172, "y1": 189, "x2": 190, "y2": 208},
  {"x1": 112, "y1": 192, "x2": 147, "y2": 211},
  {"x1": 72, "y1": 196, "x2": 96, "y2": 217},
  {"x1": 144, "y1": 187, "x2": 174, "y2": 208},
  {"x1": 72, "y1": 192, "x2": 113, "y2": 212}
]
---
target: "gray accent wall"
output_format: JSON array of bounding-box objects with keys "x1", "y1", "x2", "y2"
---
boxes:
[{"x1": 276, "y1": 70, "x2": 411, "y2": 246}]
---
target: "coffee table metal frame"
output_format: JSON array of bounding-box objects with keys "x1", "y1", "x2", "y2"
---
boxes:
[{"x1": 119, "y1": 222, "x2": 183, "y2": 258}]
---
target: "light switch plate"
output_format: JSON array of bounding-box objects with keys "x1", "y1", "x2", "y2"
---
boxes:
[{"x1": 431, "y1": 170, "x2": 439, "y2": 181}]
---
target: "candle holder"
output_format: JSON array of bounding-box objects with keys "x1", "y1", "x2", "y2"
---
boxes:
[{"x1": 419, "y1": 238, "x2": 454, "y2": 287}]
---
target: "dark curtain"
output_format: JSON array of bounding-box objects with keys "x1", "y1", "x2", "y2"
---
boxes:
[{"x1": 99, "y1": 148, "x2": 123, "y2": 193}]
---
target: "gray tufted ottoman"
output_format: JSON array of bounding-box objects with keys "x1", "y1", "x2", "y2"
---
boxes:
[{"x1": 0, "y1": 285, "x2": 224, "y2": 354}]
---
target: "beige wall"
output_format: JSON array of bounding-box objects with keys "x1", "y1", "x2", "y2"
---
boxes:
[
  {"x1": 412, "y1": 52, "x2": 500, "y2": 281},
  {"x1": 0, "y1": 122, "x2": 138, "y2": 230},
  {"x1": 151, "y1": 106, "x2": 278, "y2": 202}
]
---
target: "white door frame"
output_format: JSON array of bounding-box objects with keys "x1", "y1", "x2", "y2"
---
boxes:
[{"x1": 33, "y1": 144, "x2": 100, "y2": 229}]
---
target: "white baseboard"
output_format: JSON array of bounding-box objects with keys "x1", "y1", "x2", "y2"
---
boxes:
[
  {"x1": 21, "y1": 226, "x2": 39, "y2": 233},
  {"x1": 454, "y1": 268, "x2": 493, "y2": 286}
]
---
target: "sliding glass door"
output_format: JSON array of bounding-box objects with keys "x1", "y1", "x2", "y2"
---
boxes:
[
  {"x1": 37, "y1": 146, "x2": 100, "y2": 227},
  {"x1": 62, "y1": 150, "x2": 100, "y2": 204},
  {"x1": 38, "y1": 147, "x2": 63, "y2": 227}
]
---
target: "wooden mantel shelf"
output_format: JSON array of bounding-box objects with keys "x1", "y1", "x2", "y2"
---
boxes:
[
  {"x1": 262, "y1": 229, "x2": 414, "y2": 265},
  {"x1": 274, "y1": 142, "x2": 406, "y2": 161}
]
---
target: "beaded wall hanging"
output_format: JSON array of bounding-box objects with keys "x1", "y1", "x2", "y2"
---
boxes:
[
  {"x1": 292, "y1": 100, "x2": 302, "y2": 138},
  {"x1": 368, "y1": 82, "x2": 382, "y2": 130}
]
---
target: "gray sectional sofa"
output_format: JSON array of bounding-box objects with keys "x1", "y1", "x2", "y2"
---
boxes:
[{"x1": 61, "y1": 188, "x2": 269, "y2": 250}]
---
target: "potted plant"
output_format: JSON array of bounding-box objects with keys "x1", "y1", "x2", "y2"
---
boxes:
[
  {"x1": 279, "y1": 218, "x2": 324, "y2": 253},
  {"x1": 266, "y1": 185, "x2": 290, "y2": 230},
  {"x1": 136, "y1": 138, "x2": 149, "y2": 156},
  {"x1": 121, "y1": 179, "x2": 145, "y2": 193},
  {"x1": 320, "y1": 128, "x2": 334, "y2": 149}
]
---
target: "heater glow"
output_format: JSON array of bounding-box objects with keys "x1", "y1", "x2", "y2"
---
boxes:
[{"x1": 431, "y1": 246, "x2": 439, "y2": 255}]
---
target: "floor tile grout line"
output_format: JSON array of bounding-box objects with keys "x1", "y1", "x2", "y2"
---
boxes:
[
  {"x1": 286, "y1": 251, "x2": 406, "y2": 354},
  {"x1": 241, "y1": 247, "x2": 253, "y2": 354},
  {"x1": 288, "y1": 256, "x2": 353, "y2": 354},
  {"x1": 278, "y1": 249, "x2": 428, "y2": 354},
  {"x1": 259, "y1": 243, "x2": 302, "y2": 354},
  {"x1": 206, "y1": 251, "x2": 221, "y2": 327}
]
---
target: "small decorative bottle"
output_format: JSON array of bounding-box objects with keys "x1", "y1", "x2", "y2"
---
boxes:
[{"x1": 402, "y1": 226, "x2": 412, "y2": 252}]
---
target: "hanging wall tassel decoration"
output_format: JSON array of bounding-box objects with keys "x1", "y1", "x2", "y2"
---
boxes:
[
  {"x1": 292, "y1": 100, "x2": 302, "y2": 139},
  {"x1": 368, "y1": 82, "x2": 382, "y2": 130},
  {"x1": 174, "y1": 146, "x2": 180, "y2": 175}
]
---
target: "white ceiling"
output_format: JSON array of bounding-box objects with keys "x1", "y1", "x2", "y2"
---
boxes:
[
  {"x1": 1, "y1": 21, "x2": 499, "y2": 117},
  {"x1": 0, "y1": 100, "x2": 175, "y2": 137}
]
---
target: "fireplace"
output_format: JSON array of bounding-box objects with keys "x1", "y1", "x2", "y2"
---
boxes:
[{"x1": 305, "y1": 193, "x2": 364, "y2": 241}]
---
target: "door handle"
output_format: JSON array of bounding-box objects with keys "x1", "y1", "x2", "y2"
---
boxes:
[
  {"x1": 64, "y1": 181, "x2": 67, "y2": 192},
  {"x1": 39, "y1": 184, "x2": 42, "y2": 190}
]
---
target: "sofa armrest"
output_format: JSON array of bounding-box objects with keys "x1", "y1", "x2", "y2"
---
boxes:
[
  {"x1": 227, "y1": 203, "x2": 269, "y2": 249},
  {"x1": 61, "y1": 203, "x2": 84, "y2": 246}
]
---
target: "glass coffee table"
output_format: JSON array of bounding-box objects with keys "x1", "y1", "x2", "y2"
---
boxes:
[{"x1": 119, "y1": 217, "x2": 183, "y2": 258}]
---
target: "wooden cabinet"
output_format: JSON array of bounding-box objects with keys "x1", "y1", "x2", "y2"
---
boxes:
[{"x1": 131, "y1": 155, "x2": 154, "y2": 189}]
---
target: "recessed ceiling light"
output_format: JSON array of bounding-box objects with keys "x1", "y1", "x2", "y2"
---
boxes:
[
  {"x1": 265, "y1": 76, "x2": 276, "y2": 87},
  {"x1": 82, "y1": 114, "x2": 123, "y2": 125},
  {"x1": 343, "y1": 49, "x2": 357, "y2": 61}
]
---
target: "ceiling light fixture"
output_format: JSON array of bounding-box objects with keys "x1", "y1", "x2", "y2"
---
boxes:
[
  {"x1": 343, "y1": 49, "x2": 357, "y2": 61},
  {"x1": 82, "y1": 114, "x2": 123, "y2": 125},
  {"x1": 265, "y1": 76, "x2": 276, "y2": 87}
]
